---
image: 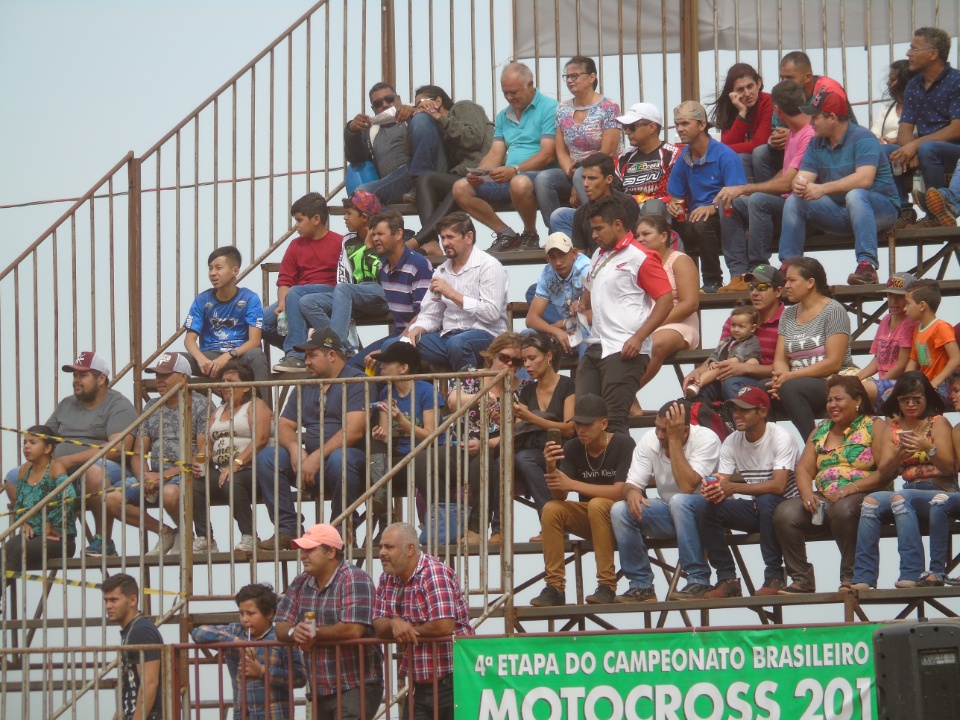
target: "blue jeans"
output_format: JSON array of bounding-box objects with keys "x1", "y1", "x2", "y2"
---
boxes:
[
  {"x1": 524, "y1": 283, "x2": 563, "y2": 325},
  {"x1": 263, "y1": 284, "x2": 334, "y2": 358},
  {"x1": 726, "y1": 192, "x2": 787, "y2": 269},
  {"x1": 939, "y1": 153, "x2": 960, "y2": 210},
  {"x1": 882, "y1": 144, "x2": 911, "y2": 209},
  {"x1": 700, "y1": 494, "x2": 787, "y2": 582},
  {"x1": 610, "y1": 494, "x2": 711, "y2": 589},
  {"x1": 254, "y1": 445, "x2": 366, "y2": 535},
  {"x1": 852, "y1": 482, "x2": 946, "y2": 586},
  {"x1": 925, "y1": 490, "x2": 960, "y2": 578},
  {"x1": 300, "y1": 283, "x2": 389, "y2": 356},
  {"x1": 779, "y1": 189, "x2": 898, "y2": 267},
  {"x1": 698, "y1": 374, "x2": 766, "y2": 403},
  {"x1": 549, "y1": 207, "x2": 575, "y2": 237},
  {"x1": 348, "y1": 334, "x2": 391, "y2": 369},
  {"x1": 380, "y1": 329, "x2": 494, "y2": 370},
  {"x1": 917, "y1": 140, "x2": 960, "y2": 199},
  {"x1": 535, "y1": 168, "x2": 578, "y2": 229},
  {"x1": 751, "y1": 144, "x2": 784, "y2": 184},
  {"x1": 406, "y1": 112, "x2": 448, "y2": 177},
  {"x1": 513, "y1": 447, "x2": 553, "y2": 515}
]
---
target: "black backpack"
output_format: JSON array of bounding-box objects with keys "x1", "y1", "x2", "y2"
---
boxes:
[{"x1": 678, "y1": 398, "x2": 734, "y2": 441}]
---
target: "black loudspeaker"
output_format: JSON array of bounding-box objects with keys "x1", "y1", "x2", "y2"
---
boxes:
[{"x1": 873, "y1": 621, "x2": 960, "y2": 719}]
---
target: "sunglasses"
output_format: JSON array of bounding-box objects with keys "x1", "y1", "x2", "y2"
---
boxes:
[
  {"x1": 622, "y1": 121, "x2": 653, "y2": 132},
  {"x1": 497, "y1": 352, "x2": 523, "y2": 368},
  {"x1": 371, "y1": 94, "x2": 397, "y2": 110},
  {"x1": 897, "y1": 396, "x2": 925, "y2": 406},
  {"x1": 747, "y1": 283, "x2": 771, "y2": 292}
]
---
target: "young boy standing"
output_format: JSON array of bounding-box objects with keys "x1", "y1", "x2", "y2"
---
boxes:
[
  {"x1": 184, "y1": 245, "x2": 270, "y2": 401},
  {"x1": 904, "y1": 279, "x2": 960, "y2": 398},
  {"x1": 265, "y1": 193, "x2": 343, "y2": 371},
  {"x1": 191, "y1": 583, "x2": 306, "y2": 720}
]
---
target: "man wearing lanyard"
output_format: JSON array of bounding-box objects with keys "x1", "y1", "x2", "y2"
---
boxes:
[{"x1": 576, "y1": 197, "x2": 673, "y2": 434}]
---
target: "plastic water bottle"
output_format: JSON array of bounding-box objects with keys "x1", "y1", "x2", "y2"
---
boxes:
[{"x1": 277, "y1": 311, "x2": 289, "y2": 336}]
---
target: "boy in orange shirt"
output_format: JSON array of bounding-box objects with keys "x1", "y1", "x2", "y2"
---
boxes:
[{"x1": 904, "y1": 279, "x2": 960, "y2": 398}]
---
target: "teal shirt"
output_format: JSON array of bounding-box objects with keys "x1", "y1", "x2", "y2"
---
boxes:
[
  {"x1": 15, "y1": 467, "x2": 77, "y2": 537},
  {"x1": 494, "y1": 89, "x2": 559, "y2": 167}
]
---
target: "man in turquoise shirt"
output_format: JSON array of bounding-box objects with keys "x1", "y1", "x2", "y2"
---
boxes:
[{"x1": 453, "y1": 62, "x2": 558, "y2": 252}]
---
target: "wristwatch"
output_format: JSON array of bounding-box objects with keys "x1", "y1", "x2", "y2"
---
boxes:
[
  {"x1": 228, "y1": 348, "x2": 238, "y2": 358},
  {"x1": 513, "y1": 164, "x2": 521, "y2": 174},
  {"x1": 234, "y1": 457, "x2": 245, "y2": 468}
]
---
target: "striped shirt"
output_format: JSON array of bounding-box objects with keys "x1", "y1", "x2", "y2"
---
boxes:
[
  {"x1": 718, "y1": 422, "x2": 800, "y2": 498},
  {"x1": 379, "y1": 247, "x2": 433, "y2": 334}
]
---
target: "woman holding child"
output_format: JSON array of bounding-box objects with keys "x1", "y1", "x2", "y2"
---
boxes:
[
  {"x1": 774, "y1": 376, "x2": 887, "y2": 593},
  {"x1": 851, "y1": 372, "x2": 956, "y2": 590}
]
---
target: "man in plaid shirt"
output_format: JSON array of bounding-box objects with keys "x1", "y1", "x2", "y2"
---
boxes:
[
  {"x1": 191, "y1": 583, "x2": 306, "y2": 720},
  {"x1": 276, "y1": 524, "x2": 383, "y2": 720},
  {"x1": 373, "y1": 522, "x2": 474, "y2": 720}
]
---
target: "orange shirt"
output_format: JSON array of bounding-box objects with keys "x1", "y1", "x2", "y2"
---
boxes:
[{"x1": 910, "y1": 318, "x2": 956, "y2": 384}]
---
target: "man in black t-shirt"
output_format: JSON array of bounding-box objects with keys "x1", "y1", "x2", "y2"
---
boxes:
[
  {"x1": 103, "y1": 573, "x2": 163, "y2": 720},
  {"x1": 530, "y1": 395, "x2": 635, "y2": 607}
]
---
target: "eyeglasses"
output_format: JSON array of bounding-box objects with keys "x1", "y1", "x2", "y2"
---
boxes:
[
  {"x1": 907, "y1": 45, "x2": 936, "y2": 54},
  {"x1": 748, "y1": 283, "x2": 771, "y2": 292},
  {"x1": 622, "y1": 121, "x2": 653, "y2": 132},
  {"x1": 371, "y1": 94, "x2": 397, "y2": 110},
  {"x1": 497, "y1": 352, "x2": 523, "y2": 368},
  {"x1": 562, "y1": 72, "x2": 592, "y2": 82},
  {"x1": 897, "y1": 395, "x2": 925, "y2": 406}
]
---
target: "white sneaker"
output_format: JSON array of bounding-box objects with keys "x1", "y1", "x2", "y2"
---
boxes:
[
  {"x1": 192, "y1": 536, "x2": 219, "y2": 554},
  {"x1": 146, "y1": 529, "x2": 179, "y2": 557},
  {"x1": 234, "y1": 534, "x2": 257, "y2": 553}
]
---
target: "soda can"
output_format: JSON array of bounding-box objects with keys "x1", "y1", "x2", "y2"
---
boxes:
[
  {"x1": 194, "y1": 453, "x2": 207, "y2": 478},
  {"x1": 675, "y1": 201, "x2": 687, "y2": 223},
  {"x1": 304, "y1": 611, "x2": 317, "y2": 637},
  {"x1": 811, "y1": 500, "x2": 825, "y2": 526}
]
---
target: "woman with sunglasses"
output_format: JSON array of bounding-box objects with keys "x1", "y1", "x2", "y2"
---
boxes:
[
  {"x1": 850, "y1": 371, "x2": 956, "y2": 589},
  {"x1": 534, "y1": 56, "x2": 622, "y2": 226},
  {"x1": 446, "y1": 332, "x2": 526, "y2": 544},
  {"x1": 513, "y1": 333, "x2": 576, "y2": 539},
  {"x1": 774, "y1": 375, "x2": 887, "y2": 593},
  {"x1": 633, "y1": 215, "x2": 700, "y2": 406}
]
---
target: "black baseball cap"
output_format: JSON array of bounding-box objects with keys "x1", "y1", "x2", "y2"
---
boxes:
[
  {"x1": 293, "y1": 326, "x2": 344, "y2": 353},
  {"x1": 571, "y1": 394, "x2": 608, "y2": 423},
  {"x1": 744, "y1": 264, "x2": 785, "y2": 287},
  {"x1": 370, "y1": 341, "x2": 422, "y2": 373}
]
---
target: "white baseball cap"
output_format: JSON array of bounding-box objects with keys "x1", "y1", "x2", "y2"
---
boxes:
[
  {"x1": 616, "y1": 102, "x2": 663, "y2": 126},
  {"x1": 544, "y1": 232, "x2": 574, "y2": 254}
]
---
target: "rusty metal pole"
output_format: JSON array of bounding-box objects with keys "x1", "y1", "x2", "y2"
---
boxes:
[
  {"x1": 381, "y1": 0, "x2": 396, "y2": 86},
  {"x1": 679, "y1": 0, "x2": 701, "y2": 102},
  {"x1": 127, "y1": 155, "x2": 144, "y2": 411}
]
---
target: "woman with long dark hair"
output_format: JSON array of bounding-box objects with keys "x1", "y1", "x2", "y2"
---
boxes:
[{"x1": 712, "y1": 63, "x2": 773, "y2": 181}]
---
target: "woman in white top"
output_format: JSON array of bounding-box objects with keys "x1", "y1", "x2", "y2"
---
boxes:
[
  {"x1": 193, "y1": 361, "x2": 272, "y2": 553},
  {"x1": 871, "y1": 60, "x2": 916, "y2": 143},
  {"x1": 634, "y1": 214, "x2": 701, "y2": 403}
]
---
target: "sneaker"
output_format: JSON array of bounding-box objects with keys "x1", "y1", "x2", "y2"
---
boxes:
[
  {"x1": 585, "y1": 584, "x2": 617, "y2": 604},
  {"x1": 463, "y1": 530, "x2": 483, "y2": 545},
  {"x1": 402, "y1": 189, "x2": 417, "y2": 205},
  {"x1": 669, "y1": 583, "x2": 711, "y2": 600},
  {"x1": 913, "y1": 215, "x2": 942, "y2": 229},
  {"x1": 85, "y1": 535, "x2": 118, "y2": 558},
  {"x1": 777, "y1": 583, "x2": 815, "y2": 595},
  {"x1": 700, "y1": 281, "x2": 721, "y2": 294},
  {"x1": 847, "y1": 261, "x2": 879, "y2": 286},
  {"x1": 684, "y1": 383, "x2": 700, "y2": 400},
  {"x1": 718, "y1": 275, "x2": 750, "y2": 293},
  {"x1": 894, "y1": 579, "x2": 918, "y2": 588},
  {"x1": 918, "y1": 573, "x2": 945, "y2": 588},
  {"x1": 616, "y1": 586, "x2": 657, "y2": 603},
  {"x1": 893, "y1": 207, "x2": 918, "y2": 230},
  {"x1": 273, "y1": 356, "x2": 306, "y2": 373},
  {"x1": 528, "y1": 534, "x2": 542, "y2": 542},
  {"x1": 145, "y1": 529, "x2": 179, "y2": 557},
  {"x1": 913, "y1": 189, "x2": 928, "y2": 214},
  {"x1": 850, "y1": 582, "x2": 874, "y2": 591},
  {"x1": 705, "y1": 578, "x2": 742, "y2": 599},
  {"x1": 489, "y1": 229, "x2": 520, "y2": 252},
  {"x1": 518, "y1": 231, "x2": 541, "y2": 251},
  {"x1": 234, "y1": 534, "x2": 257, "y2": 553},
  {"x1": 258, "y1": 533, "x2": 296, "y2": 552},
  {"x1": 488, "y1": 533, "x2": 503, "y2": 544},
  {"x1": 192, "y1": 536, "x2": 219, "y2": 554},
  {"x1": 755, "y1": 577, "x2": 786, "y2": 596},
  {"x1": 924, "y1": 188, "x2": 958, "y2": 227},
  {"x1": 530, "y1": 585, "x2": 566, "y2": 607}
]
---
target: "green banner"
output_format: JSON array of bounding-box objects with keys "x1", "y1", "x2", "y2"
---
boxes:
[{"x1": 454, "y1": 625, "x2": 879, "y2": 720}]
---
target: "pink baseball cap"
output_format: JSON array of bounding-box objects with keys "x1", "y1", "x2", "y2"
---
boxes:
[{"x1": 292, "y1": 523, "x2": 344, "y2": 550}]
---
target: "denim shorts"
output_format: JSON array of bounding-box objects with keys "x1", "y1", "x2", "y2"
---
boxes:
[
  {"x1": 123, "y1": 474, "x2": 180, "y2": 507},
  {"x1": 474, "y1": 171, "x2": 540, "y2": 204}
]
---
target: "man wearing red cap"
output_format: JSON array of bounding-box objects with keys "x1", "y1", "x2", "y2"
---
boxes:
[
  {"x1": 698, "y1": 387, "x2": 801, "y2": 598},
  {"x1": 373, "y1": 522, "x2": 473, "y2": 720},
  {"x1": 14, "y1": 352, "x2": 139, "y2": 558},
  {"x1": 779, "y1": 88, "x2": 899, "y2": 285},
  {"x1": 276, "y1": 524, "x2": 383, "y2": 720}
]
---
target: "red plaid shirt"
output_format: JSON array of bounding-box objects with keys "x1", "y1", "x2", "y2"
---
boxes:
[
  {"x1": 276, "y1": 562, "x2": 383, "y2": 696},
  {"x1": 373, "y1": 553, "x2": 474, "y2": 681}
]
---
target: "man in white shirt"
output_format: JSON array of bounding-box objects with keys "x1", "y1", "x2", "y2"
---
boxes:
[
  {"x1": 610, "y1": 402, "x2": 721, "y2": 602},
  {"x1": 389, "y1": 211, "x2": 508, "y2": 369},
  {"x1": 698, "y1": 387, "x2": 800, "y2": 598}
]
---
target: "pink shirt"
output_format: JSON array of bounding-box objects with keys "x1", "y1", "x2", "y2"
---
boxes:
[
  {"x1": 780, "y1": 123, "x2": 816, "y2": 197},
  {"x1": 870, "y1": 313, "x2": 918, "y2": 378}
]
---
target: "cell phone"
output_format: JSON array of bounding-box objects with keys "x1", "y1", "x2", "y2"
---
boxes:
[{"x1": 547, "y1": 429, "x2": 562, "y2": 447}]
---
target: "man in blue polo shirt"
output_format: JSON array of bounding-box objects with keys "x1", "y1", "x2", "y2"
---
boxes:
[
  {"x1": 779, "y1": 88, "x2": 899, "y2": 285},
  {"x1": 452, "y1": 62, "x2": 559, "y2": 252},
  {"x1": 887, "y1": 27, "x2": 960, "y2": 226},
  {"x1": 666, "y1": 101, "x2": 748, "y2": 293},
  {"x1": 354, "y1": 211, "x2": 433, "y2": 369},
  {"x1": 525, "y1": 232, "x2": 591, "y2": 354}
]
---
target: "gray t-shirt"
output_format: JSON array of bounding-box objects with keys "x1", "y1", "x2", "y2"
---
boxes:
[
  {"x1": 372, "y1": 122, "x2": 410, "y2": 178},
  {"x1": 46, "y1": 389, "x2": 138, "y2": 458},
  {"x1": 778, "y1": 299, "x2": 853, "y2": 372},
  {"x1": 140, "y1": 392, "x2": 211, "y2": 471}
]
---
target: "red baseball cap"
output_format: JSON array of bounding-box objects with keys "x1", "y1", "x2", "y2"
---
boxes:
[
  {"x1": 724, "y1": 386, "x2": 771, "y2": 412},
  {"x1": 292, "y1": 523, "x2": 344, "y2": 551},
  {"x1": 62, "y1": 351, "x2": 110, "y2": 376},
  {"x1": 800, "y1": 89, "x2": 848, "y2": 117}
]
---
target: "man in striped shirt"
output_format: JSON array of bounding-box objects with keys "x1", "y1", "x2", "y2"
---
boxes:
[
  {"x1": 698, "y1": 387, "x2": 801, "y2": 598},
  {"x1": 354, "y1": 211, "x2": 433, "y2": 369}
]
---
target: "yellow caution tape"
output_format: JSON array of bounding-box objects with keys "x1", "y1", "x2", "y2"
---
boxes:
[{"x1": 3, "y1": 569, "x2": 184, "y2": 596}]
